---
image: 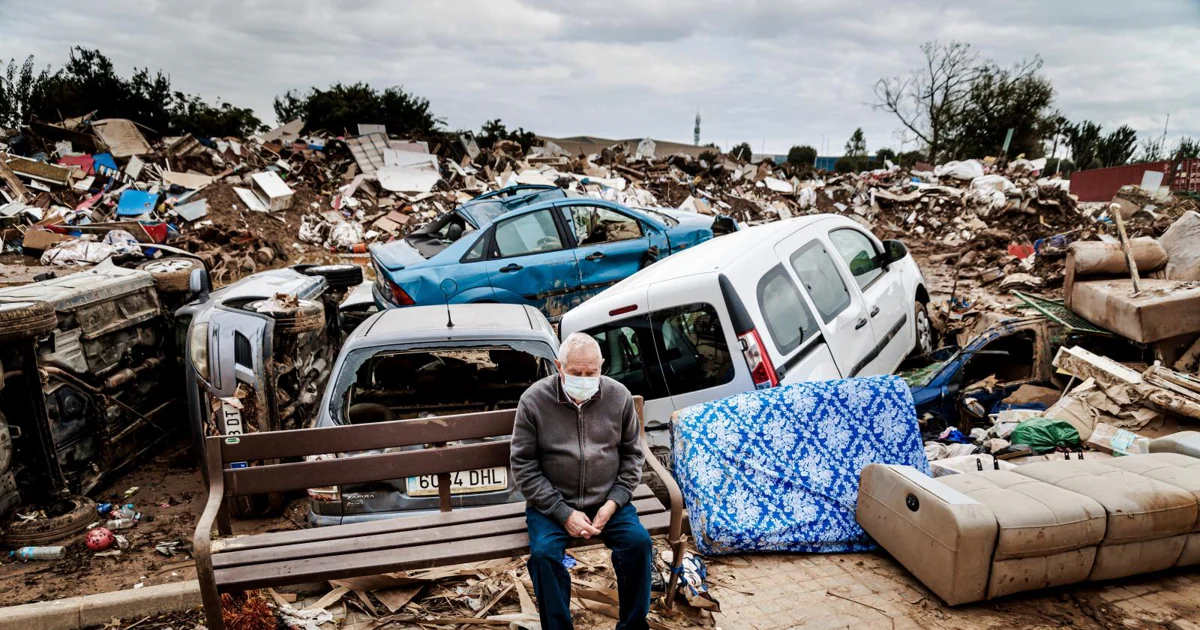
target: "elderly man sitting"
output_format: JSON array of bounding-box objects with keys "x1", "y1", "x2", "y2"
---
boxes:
[{"x1": 510, "y1": 332, "x2": 651, "y2": 629}]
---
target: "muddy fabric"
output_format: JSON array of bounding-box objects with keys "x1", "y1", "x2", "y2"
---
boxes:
[
  {"x1": 672, "y1": 375, "x2": 928, "y2": 555},
  {"x1": 510, "y1": 375, "x2": 643, "y2": 525},
  {"x1": 1160, "y1": 211, "x2": 1200, "y2": 281},
  {"x1": 1069, "y1": 237, "x2": 1168, "y2": 276}
]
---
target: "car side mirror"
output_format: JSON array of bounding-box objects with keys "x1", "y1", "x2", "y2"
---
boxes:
[
  {"x1": 880, "y1": 239, "x2": 908, "y2": 267},
  {"x1": 189, "y1": 268, "x2": 211, "y2": 303},
  {"x1": 961, "y1": 397, "x2": 987, "y2": 420}
]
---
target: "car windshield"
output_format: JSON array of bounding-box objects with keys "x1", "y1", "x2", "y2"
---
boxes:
[
  {"x1": 638, "y1": 208, "x2": 679, "y2": 226},
  {"x1": 329, "y1": 341, "x2": 556, "y2": 423},
  {"x1": 461, "y1": 200, "x2": 507, "y2": 226}
]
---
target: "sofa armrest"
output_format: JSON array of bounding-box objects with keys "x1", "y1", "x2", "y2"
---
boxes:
[{"x1": 857, "y1": 464, "x2": 998, "y2": 605}]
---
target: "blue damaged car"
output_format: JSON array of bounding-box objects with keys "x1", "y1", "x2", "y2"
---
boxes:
[{"x1": 370, "y1": 193, "x2": 736, "y2": 318}]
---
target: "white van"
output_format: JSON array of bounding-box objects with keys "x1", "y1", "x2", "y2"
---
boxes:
[{"x1": 558, "y1": 214, "x2": 932, "y2": 441}]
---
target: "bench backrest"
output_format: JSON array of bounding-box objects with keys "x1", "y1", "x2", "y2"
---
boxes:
[{"x1": 206, "y1": 397, "x2": 646, "y2": 513}]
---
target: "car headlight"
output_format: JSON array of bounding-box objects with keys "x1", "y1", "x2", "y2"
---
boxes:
[{"x1": 188, "y1": 322, "x2": 211, "y2": 381}]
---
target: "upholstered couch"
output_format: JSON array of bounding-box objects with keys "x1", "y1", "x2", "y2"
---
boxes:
[{"x1": 858, "y1": 453, "x2": 1200, "y2": 605}]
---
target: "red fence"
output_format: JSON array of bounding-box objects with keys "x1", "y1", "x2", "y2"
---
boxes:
[{"x1": 1070, "y1": 159, "x2": 1200, "y2": 202}]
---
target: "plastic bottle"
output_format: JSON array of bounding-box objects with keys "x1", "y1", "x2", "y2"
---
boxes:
[
  {"x1": 104, "y1": 518, "x2": 137, "y2": 530},
  {"x1": 9, "y1": 546, "x2": 66, "y2": 561}
]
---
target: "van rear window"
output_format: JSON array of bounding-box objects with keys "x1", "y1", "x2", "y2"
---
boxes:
[
  {"x1": 757, "y1": 265, "x2": 818, "y2": 355},
  {"x1": 581, "y1": 303, "x2": 734, "y2": 399}
]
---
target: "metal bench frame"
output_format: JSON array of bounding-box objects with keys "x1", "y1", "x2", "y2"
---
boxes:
[{"x1": 193, "y1": 397, "x2": 685, "y2": 629}]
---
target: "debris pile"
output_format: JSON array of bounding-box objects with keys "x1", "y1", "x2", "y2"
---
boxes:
[{"x1": 4, "y1": 116, "x2": 1199, "y2": 290}]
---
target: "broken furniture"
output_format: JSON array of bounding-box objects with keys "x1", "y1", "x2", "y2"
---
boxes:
[
  {"x1": 193, "y1": 397, "x2": 685, "y2": 630},
  {"x1": 1064, "y1": 238, "x2": 1200, "y2": 344},
  {"x1": 858, "y1": 454, "x2": 1200, "y2": 605}
]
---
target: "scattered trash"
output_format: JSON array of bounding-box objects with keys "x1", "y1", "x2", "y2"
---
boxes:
[
  {"x1": 85, "y1": 527, "x2": 115, "y2": 551},
  {"x1": 9, "y1": 545, "x2": 66, "y2": 561}
]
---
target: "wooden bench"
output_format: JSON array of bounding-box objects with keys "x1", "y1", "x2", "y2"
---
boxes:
[{"x1": 193, "y1": 397, "x2": 686, "y2": 630}]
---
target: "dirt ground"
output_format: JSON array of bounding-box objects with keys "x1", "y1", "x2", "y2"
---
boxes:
[{"x1": 0, "y1": 438, "x2": 305, "y2": 608}]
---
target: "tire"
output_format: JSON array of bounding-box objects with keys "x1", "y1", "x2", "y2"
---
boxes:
[
  {"x1": 0, "y1": 301, "x2": 57, "y2": 342},
  {"x1": 3, "y1": 496, "x2": 95, "y2": 546},
  {"x1": 137, "y1": 257, "x2": 204, "y2": 293},
  {"x1": 302, "y1": 264, "x2": 364, "y2": 291},
  {"x1": 910, "y1": 301, "x2": 935, "y2": 358},
  {"x1": 228, "y1": 491, "x2": 288, "y2": 519},
  {"x1": 247, "y1": 298, "x2": 325, "y2": 334}
]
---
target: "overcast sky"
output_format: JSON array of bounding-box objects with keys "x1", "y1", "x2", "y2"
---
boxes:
[{"x1": 2, "y1": 0, "x2": 1198, "y2": 156}]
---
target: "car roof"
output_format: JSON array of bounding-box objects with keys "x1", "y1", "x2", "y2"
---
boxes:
[
  {"x1": 361, "y1": 303, "x2": 539, "y2": 337},
  {"x1": 600, "y1": 215, "x2": 839, "y2": 296}
]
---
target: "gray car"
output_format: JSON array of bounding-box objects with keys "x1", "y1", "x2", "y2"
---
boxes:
[
  {"x1": 177, "y1": 263, "x2": 363, "y2": 518},
  {"x1": 307, "y1": 303, "x2": 559, "y2": 526}
]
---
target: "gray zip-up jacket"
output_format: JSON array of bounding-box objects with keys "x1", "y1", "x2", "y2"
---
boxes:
[{"x1": 510, "y1": 375, "x2": 644, "y2": 525}]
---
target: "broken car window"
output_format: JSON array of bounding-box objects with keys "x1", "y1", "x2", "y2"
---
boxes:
[
  {"x1": 652, "y1": 303, "x2": 735, "y2": 395},
  {"x1": 493, "y1": 210, "x2": 563, "y2": 257},
  {"x1": 756, "y1": 264, "x2": 819, "y2": 356},
  {"x1": 561, "y1": 205, "x2": 643, "y2": 246},
  {"x1": 789, "y1": 241, "x2": 852, "y2": 323},
  {"x1": 829, "y1": 229, "x2": 884, "y2": 289},
  {"x1": 343, "y1": 346, "x2": 555, "y2": 422}
]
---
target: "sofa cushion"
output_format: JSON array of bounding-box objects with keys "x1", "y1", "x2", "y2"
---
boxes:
[
  {"x1": 1104, "y1": 453, "x2": 1200, "y2": 515},
  {"x1": 1012, "y1": 460, "x2": 1197, "y2": 545},
  {"x1": 940, "y1": 470, "x2": 1106, "y2": 561}
]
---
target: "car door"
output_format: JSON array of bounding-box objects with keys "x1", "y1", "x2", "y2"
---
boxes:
[
  {"x1": 557, "y1": 202, "x2": 653, "y2": 303},
  {"x1": 778, "y1": 235, "x2": 878, "y2": 378},
  {"x1": 482, "y1": 208, "x2": 582, "y2": 318},
  {"x1": 828, "y1": 227, "x2": 910, "y2": 374}
]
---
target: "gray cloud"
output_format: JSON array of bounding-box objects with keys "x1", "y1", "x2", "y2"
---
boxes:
[{"x1": 1, "y1": 0, "x2": 1197, "y2": 155}]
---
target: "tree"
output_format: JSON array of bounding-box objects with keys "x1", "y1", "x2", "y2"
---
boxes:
[
  {"x1": 729, "y1": 142, "x2": 753, "y2": 161},
  {"x1": 2, "y1": 48, "x2": 264, "y2": 138},
  {"x1": 1096, "y1": 125, "x2": 1137, "y2": 167},
  {"x1": 0, "y1": 56, "x2": 49, "y2": 128},
  {"x1": 1065, "y1": 121, "x2": 1103, "y2": 170},
  {"x1": 476, "y1": 118, "x2": 537, "y2": 152},
  {"x1": 1044, "y1": 157, "x2": 1075, "y2": 177},
  {"x1": 952, "y1": 57, "x2": 1055, "y2": 158},
  {"x1": 1174, "y1": 137, "x2": 1200, "y2": 161},
  {"x1": 1138, "y1": 137, "x2": 1166, "y2": 163},
  {"x1": 273, "y1": 82, "x2": 443, "y2": 137},
  {"x1": 875, "y1": 147, "x2": 897, "y2": 164},
  {"x1": 786, "y1": 145, "x2": 817, "y2": 166},
  {"x1": 873, "y1": 41, "x2": 979, "y2": 163},
  {"x1": 897, "y1": 150, "x2": 927, "y2": 167},
  {"x1": 844, "y1": 128, "x2": 867, "y2": 157}
]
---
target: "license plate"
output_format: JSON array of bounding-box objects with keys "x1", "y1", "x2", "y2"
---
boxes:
[{"x1": 406, "y1": 467, "x2": 508, "y2": 496}]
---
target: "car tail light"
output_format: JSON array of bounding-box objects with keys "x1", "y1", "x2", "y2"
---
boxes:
[
  {"x1": 738, "y1": 328, "x2": 778, "y2": 389},
  {"x1": 383, "y1": 276, "x2": 415, "y2": 306},
  {"x1": 306, "y1": 454, "x2": 341, "y2": 501}
]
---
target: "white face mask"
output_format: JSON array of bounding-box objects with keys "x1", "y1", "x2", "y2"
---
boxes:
[{"x1": 563, "y1": 374, "x2": 600, "y2": 402}]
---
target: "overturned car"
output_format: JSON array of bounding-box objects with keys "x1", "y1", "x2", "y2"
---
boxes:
[{"x1": 0, "y1": 258, "x2": 204, "y2": 544}]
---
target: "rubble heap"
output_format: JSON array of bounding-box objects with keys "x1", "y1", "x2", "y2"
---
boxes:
[{"x1": 2, "y1": 119, "x2": 1196, "y2": 289}]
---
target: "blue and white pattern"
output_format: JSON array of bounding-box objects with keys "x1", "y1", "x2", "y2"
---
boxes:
[{"x1": 672, "y1": 375, "x2": 929, "y2": 555}]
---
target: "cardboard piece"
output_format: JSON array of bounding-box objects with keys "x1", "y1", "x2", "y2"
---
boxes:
[
  {"x1": 22, "y1": 229, "x2": 72, "y2": 252},
  {"x1": 1002, "y1": 384, "x2": 1062, "y2": 408},
  {"x1": 1086, "y1": 422, "x2": 1149, "y2": 457}
]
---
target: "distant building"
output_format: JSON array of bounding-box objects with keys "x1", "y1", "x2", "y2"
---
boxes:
[{"x1": 538, "y1": 135, "x2": 712, "y2": 159}]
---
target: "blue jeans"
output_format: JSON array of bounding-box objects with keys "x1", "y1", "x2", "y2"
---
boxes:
[{"x1": 526, "y1": 503, "x2": 652, "y2": 630}]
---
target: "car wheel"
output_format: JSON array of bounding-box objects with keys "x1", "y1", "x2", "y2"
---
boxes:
[
  {"x1": 0, "y1": 300, "x2": 57, "y2": 342},
  {"x1": 910, "y1": 301, "x2": 935, "y2": 358},
  {"x1": 302, "y1": 264, "x2": 364, "y2": 291},
  {"x1": 247, "y1": 298, "x2": 325, "y2": 334},
  {"x1": 3, "y1": 496, "x2": 96, "y2": 546},
  {"x1": 137, "y1": 257, "x2": 204, "y2": 293}
]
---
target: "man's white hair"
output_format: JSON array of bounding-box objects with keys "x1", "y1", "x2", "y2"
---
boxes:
[{"x1": 558, "y1": 332, "x2": 601, "y2": 364}]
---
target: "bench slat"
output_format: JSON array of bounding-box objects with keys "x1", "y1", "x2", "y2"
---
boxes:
[
  {"x1": 213, "y1": 485, "x2": 658, "y2": 553},
  {"x1": 226, "y1": 441, "x2": 511, "y2": 496},
  {"x1": 214, "y1": 497, "x2": 667, "y2": 569},
  {"x1": 218, "y1": 409, "x2": 517, "y2": 462},
  {"x1": 214, "y1": 510, "x2": 673, "y2": 592}
]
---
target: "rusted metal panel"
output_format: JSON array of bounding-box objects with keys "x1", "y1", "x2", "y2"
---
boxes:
[
  {"x1": 1069, "y1": 161, "x2": 1170, "y2": 202},
  {"x1": 1070, "y1": 159, "x2": 1200, "y2": 202}
]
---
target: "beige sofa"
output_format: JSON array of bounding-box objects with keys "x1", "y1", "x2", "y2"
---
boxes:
[{"x1": 858, "y1": 453, "x2": 1200, "y2": 605}]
